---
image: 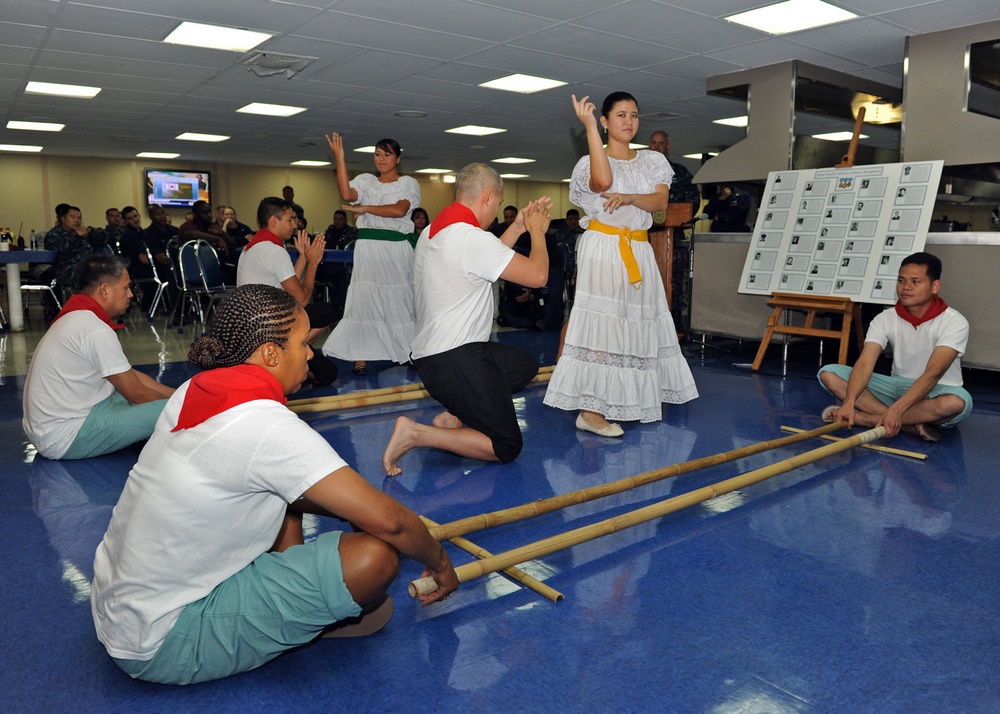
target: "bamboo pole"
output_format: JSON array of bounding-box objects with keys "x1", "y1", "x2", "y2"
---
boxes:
[
  {"x1": 289, "y1": 371, "x2": 551, "y2": 414},
  {"x1": 409, "y1": 426, "x2": 886, "y2": 597},
  {"x1": 420, "y1": 516, "x2": 564, "y2": 603},
  {"x1": 779, "y1": 425, "x2": 926, "y2": 460},
  {"x1": 428, "y1": 421, "x2": 849, "y2": 543},
  {"x1": 288, "y1": 365, "x2": 555, "y2": 409}
]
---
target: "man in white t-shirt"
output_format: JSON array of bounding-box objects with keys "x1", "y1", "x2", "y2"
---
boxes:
[
  {"x1": 381, "y1": 163, "x2": 552, "y2": 475},
  {"x1": 23, "y1": 254, "x2": 176, "y2": 459},
  {"x1": 237, "y1": 196, "x2": 338, "y2": 385},
  {"x1": 818, "y1": 252, "x2": 972, "y2": 441}
]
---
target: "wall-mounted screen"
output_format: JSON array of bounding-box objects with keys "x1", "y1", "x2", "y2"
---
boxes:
[{"x1": 144, "y1": 169, "x2": 211, "y2": 208}]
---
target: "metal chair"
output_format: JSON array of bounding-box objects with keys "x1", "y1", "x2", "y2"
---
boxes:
[
  {"x1": 167, "y1": 239, "x2": 200, "y2": 331},
  {"x1": 20, "y1": 270, "x2": 62, "y2": 320},
  {"x1": 177, "y1": 240, "x2": 231, "y2": 325},
  {"x1": 141, "y1": 243, "x2": 173, "y2": 320}
]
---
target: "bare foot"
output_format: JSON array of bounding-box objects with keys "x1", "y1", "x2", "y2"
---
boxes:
[
  {"x1": 383, "y1": 416, "x2": 419, "y2": 476},
  {"x1": 433, "y1": 411, "x2": 462, "y2": 429}
]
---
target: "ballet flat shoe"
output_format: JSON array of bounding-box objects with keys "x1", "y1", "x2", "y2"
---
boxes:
[{"x1": 575, "y1": 414, "x2": 624, "y2": 438}]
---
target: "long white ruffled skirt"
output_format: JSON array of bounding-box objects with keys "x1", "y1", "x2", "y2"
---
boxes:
[
  {"x1": 543, "y1": 229, "x2": 698, "y2": 422},
  {"x1": 321, "y1": 239, "x2": 415, "y2": 364}
]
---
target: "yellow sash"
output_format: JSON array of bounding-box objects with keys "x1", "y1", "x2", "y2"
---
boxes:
[{"x1": 587, "y1": 219, "x2": 648, "y2": 288}]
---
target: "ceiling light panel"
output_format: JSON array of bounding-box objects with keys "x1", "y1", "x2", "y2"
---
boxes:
[
  {"x1": 479, "y1": 74, "x2": 568, "y2": 94},
  {"x1": 726, "y1": 0, "x2": 858, "y2": 35},
  {"x1": 446, "y1": 125, "x2": 506, "y2": 136},
  {"x1": 7, "y1": 120, "x2": 64, "y2": 132},
  {"x1": 25, "y1": 81, "x2": 101, "y2": 98},
  {"x1": 175, "y1": 132, "x2": 230, "y2": 142},
  {"x1": 237, "y1": 103, "x2": 306, "y2": 117},
  {"x1": 163, "y1": 22, "x2": 272, "y2": 52}
]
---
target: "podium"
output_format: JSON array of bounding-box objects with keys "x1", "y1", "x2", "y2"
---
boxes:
[
  {"x1": 751, "y1": 292, "x2": 864, "y2": 371},
  {"x1": 649, "y1": 203, "x2": 693, "y2": 312}
]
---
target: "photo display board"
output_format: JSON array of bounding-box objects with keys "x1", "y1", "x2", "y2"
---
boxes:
[{"x1": 738, "y1": 161, "x2": 944, "y2": 304}]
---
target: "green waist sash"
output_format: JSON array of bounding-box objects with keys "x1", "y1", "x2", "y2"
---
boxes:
[{"x1": 357, "y1": 227, "x2": 417, "y2": 248}]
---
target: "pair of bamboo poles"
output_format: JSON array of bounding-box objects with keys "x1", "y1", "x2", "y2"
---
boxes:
[
  {"x1": 286, "y1": 368, "x2": 910, "y2": 601},
  {"x1": 407, "y1": 421, "x2": 891, "y2": 599}
]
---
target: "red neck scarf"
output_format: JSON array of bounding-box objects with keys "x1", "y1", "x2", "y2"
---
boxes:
[
  {"x1": 895, "y1": 295, "x2": 948, "y2": 329},
  {"x1": 243, "y1": 228, "x2": 284, "y2": 252},
  {"x1": 172, "y1": 364, "x2": 287, "y2": 431},
  {"x1": 429, "y1": 202, "x2": 479, "y2": 239},
  {"x1": 51, "y1": 293, "x2": 123, "y2": 331}
]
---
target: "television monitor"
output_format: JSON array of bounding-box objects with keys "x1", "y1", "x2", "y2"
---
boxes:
[{"x1": 145, "y1": 169, "x2": 211, "y2": 208}]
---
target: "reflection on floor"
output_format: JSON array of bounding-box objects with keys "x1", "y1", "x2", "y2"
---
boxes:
[{"x1": 2, "y1": 308, "x2": 999, "y2": 713}]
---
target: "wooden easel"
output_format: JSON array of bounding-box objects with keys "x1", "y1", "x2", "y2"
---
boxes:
[
  {"x1": 751, "y1": 106, "x2": 868, "y2": 371},
  {"x1": 751, "y1": 292, "x2": 864, "y2": 370}
]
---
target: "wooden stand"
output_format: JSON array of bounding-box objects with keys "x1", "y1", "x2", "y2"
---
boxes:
[
  {"x1": 751, "y1": 292, "x2": 864, "y2": 371},
  {"x1": 648, "y1": 203, "x2": 692, "y2": 308}
]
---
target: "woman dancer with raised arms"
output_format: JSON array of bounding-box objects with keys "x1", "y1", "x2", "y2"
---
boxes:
[
  {"x1": 544, "y1": 92, "x2": 698, "y2": 436},
  {"x1": 323, "y1": 134, "x2": 421, "y2": 376}
]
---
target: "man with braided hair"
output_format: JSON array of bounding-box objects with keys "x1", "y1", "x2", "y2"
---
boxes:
[
  {"x1": 91, "y1": 284, "x2": 458, "y2": 685},
  {"x1": 23, "y1": 254, "x2": 175, "y2": 459}
]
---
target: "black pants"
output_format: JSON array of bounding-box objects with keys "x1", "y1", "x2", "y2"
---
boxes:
[{"x1": 414, "y1": 342, "x2": 537, "y2": 463}]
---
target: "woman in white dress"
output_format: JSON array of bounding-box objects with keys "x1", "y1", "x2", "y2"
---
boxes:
[
  {"x1": 322, "y1": 134, "x2": 421, "y2": 376},
  {"x1": 544, "y1": 92, "x2": 698, "y2": 436}
]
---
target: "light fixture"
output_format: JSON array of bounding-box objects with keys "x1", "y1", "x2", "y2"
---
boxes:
[
  {"x1": 175, "y1": 132, "x2": 230, "y2": 142},
  {"x1": 291, "y1": 160, "x2": 330, "y2": 167},
  {"x1": 25, "y1": 81, "x2": 101, "y2": 98},
  {"x1": 237, "y1": 102, "x2": 306, "y2": 117},
  {"x1": 683, "y1": 152, "x2": 718, "y2": 159},
  {"x1": 480, "y1": 74, "x2": 567, "y2": 94},
  {"x1": 394, "y1": 110, "x2": 428, "y2": 119},
  {"x1": 446, "y1": 125, "x2": 506, "y2": 136},
  {"x1": 354, "y1": 145, "x2": 376, "y2": 153},
  {"x1": 163, "y1": 21, "x2": 272, "y2": 52},
  {"x1": 415, "y1": 168, "x2": 452, "y2": 174},
  {"x1": 443, "y1": 175, "x2": 457, "y2": 184},
  {"x1": 725, "y1": 0, "x2": 857, "y2": 35},
  {"x1": 812, "y1": 131, "x2": 869, "y2": 141},
  {"x1": 492, "y1": 157, "x2": 535, "y2": 164},
  {"x1": 628, "y1": 142, "x2": 646, "y2": 150},
  {"x1": 713, "y1": 116, "x2": 748, "y2": 127},
  {"x1": 0, "y1": 144, "x2": 43, "y2": 152},
  {"x1": 7, "y1": 120, "x2": 64, "y2": 132},
  {"x1": 136, "y1": 152, "x2": 180, "y2": 159},
  {"x1": 500, "y1": 173, "x2": 529, "y2": 179}
]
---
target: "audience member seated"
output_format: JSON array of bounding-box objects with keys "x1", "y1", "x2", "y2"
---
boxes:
[
  {"x1": 322, "y1": 209, "x2": 358, "y2": 317},
  {"x1": 491, "y1": 204, "x2": 517, "y2": 238},
  {"x1": 498, "y1": 228, "x2": 565, "y2": 330},
  {"x1": 553, "y1": 208, "x2": 583, "y2": 296},
  {"x1": 22, "y1": 253, "x2": 176, "y2": 460},
  {"x1": 237, "y1": 196, "x2": 339, "y2": 386},
  {"x1": 178, "y1": 200, "x2": 237, "y2": 282},
  {"x1": 411, "y1": 207, "x2": 429, "y2": 238},
  {"x1": 104, "y1": 207, "x2": 125, "y2": 250},
  {"x1": 43, "y1": 203, "x2": 110, "y2": 320},
  {"x1": 220, "y1": 205, "x2": 254, "y2": 248},
  {"x1": 282, "y1": 185, "x2": 307, "y2": 230}
]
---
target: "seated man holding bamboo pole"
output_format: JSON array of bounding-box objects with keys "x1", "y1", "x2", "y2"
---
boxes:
[
  {"x1": 382, "y1": 163, "x2": 551, "y2": 475},
  {"x1": 818, "y1": 252, "x2": 972, "y2": 442}
]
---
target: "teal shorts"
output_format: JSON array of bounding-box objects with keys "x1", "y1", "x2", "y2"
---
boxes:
[
  {"x1": 61, "y1": 391, "x2": 166, "y2": 459},
  {"x1": 817, "y1": 364, "x2": 973, "y2": 427},
  {"x1": 112, "y1": 530, "x2": 360, "y2": 685}
]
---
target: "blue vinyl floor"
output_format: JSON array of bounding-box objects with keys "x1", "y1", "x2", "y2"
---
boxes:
[{"x1": 2, "y1": 321, "x2": 999, "y2": 713}]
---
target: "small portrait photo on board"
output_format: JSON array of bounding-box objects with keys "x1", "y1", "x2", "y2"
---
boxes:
[
  {"x1": 857, "y1": 176, "x2": 888, "y2": 198},
  {"x1": 900, "y1": 163, "x2": 933, "y2": 183}
]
